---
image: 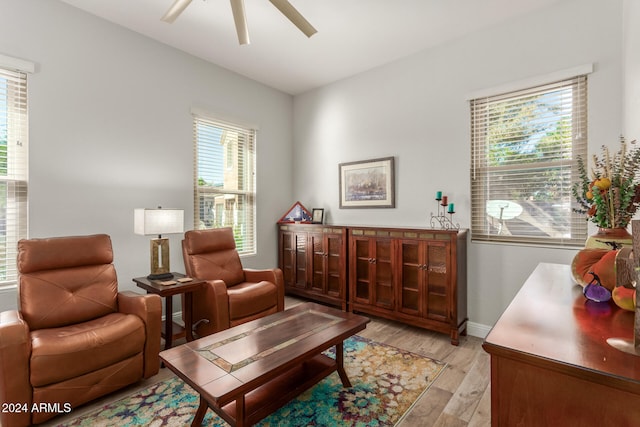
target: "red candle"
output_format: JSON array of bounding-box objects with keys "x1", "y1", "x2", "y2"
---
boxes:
[{"x1": 441, "y1": 196, "x2": 448, "y2": 206}]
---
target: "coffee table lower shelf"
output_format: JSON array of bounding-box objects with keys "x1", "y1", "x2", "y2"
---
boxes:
[{"x1": 205, "y1": 354, "x2": 340, "y2": 427}]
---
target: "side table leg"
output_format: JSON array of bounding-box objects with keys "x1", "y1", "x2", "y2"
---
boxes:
[
  {"x1": 165, "y1": 295, "x2": 173, "y2": 350},
  {"x1": 336, "y1": 342, "x2": 352, "y2": 387},
  {"x1": 184, "y1": 292, "x2": 194, "y2": 341},
  {"x1": 191, "y1": 395, "x2": 208, "y2": 427}
]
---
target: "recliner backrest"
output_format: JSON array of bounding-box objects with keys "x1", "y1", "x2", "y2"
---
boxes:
[
  {"x1": 182, "y1": 228, "x2": 245, "y2": 287},
  {"x1": 17, "y1": 234, "x2": 118, "y2": 330}
]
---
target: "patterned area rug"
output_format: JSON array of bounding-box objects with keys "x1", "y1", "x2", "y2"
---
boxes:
[{"x1": 59, "y1": 336, "x2": 446, "y2": 427}]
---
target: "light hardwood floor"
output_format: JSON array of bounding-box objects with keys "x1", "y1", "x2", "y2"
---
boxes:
[{"x1": 45, "y1": 296, "x2": 491, "y2": 426}]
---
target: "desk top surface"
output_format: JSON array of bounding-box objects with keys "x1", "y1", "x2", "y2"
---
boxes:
[{"x1": 483, "y1": 263, "x2": 640, "y2": 385}]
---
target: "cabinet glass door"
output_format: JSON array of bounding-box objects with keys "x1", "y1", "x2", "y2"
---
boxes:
[
  {"x1": 374, "y1": 239, "x2": 393, "y2": 309},
  {"x1": 399, "y1": 240, "x2": 422, "y2": 315},
  {"x1": 352, "y1": 238, "x2": 371, "y2": 303},
  {"x1": 280, "y1": 230, "x2": 295, "y2": 286},
  {"x1": 294, "y1": 232, "x2": 307, "y2": 289},
  {"x1": 309, "y1": 232, "x2": 325, "y2": 293},
  {"x1": 325, "y1": 234, "x2": 343, "y2": 298},
  {"x1": 425, "y1": 241, "x2": 449, "y2": 321}
]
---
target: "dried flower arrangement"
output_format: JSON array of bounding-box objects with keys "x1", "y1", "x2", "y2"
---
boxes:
[{"x1": 572, "y1": 137, "x2": 640, "y2": 229}]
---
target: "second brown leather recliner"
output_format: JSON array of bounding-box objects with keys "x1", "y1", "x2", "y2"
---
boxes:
[{"x1": 182, "y1": 227, "x2": 284, "y2": 337}]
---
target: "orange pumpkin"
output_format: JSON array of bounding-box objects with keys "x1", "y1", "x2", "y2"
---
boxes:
[{"x1": 571, "y1": 248, "x2": 618, "y2": 291}]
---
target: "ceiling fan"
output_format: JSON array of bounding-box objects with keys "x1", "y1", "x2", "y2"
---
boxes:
[{"x1": 161, "y1": 0, "x2": 317, "y2": 45}]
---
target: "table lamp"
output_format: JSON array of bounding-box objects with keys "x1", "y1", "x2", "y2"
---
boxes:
[{"x1": 134, "y1": 207, "x2": 184, "y2": 280}]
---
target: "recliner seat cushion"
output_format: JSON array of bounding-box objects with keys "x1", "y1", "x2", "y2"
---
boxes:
[
  {"x1": 227, "y1": 281, "x2": 278, "y2": 320},
  {"x1": 29, "y1": 312, "x2": 145, "y2": 387}
]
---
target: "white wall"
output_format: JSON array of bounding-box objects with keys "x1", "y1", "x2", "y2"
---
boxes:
[
  {"x1": 293, "y1": 0, "x2": 624, "y2": 330},
  {"x1": 624, "y1": 0, "x2": 640, "y2": 140},
  {"x1": 0, "y1": 0, "x2": 293, "y2": 312}
]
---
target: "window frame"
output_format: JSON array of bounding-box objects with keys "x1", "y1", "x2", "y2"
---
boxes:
[
  {"x1": 469, "y1": 73, "x2": 589, "y2": 248},
  {"x1": 192, "y1": 112, "x2": 257, "y2": 256},
  {"x1": 0, "y1": 57, "x2": 30, "y2": 288}
]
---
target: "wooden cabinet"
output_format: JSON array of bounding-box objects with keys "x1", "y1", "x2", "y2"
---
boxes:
[
  {"x1": 277, "y1": 224, "x2": 467, "y2": 345},
  {"x1": 483, "y1": 263, "x2": 640, "y2": 426},
  {"x1": 278, "y1": 224, "x2": 347, "y2": 309},
  {"x1": 349, "y1": 227, "x2": 467, "y2": 345}
]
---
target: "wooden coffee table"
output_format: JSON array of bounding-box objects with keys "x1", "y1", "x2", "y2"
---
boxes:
[{"x1": 159, "y1": 302, "x2": 369, "y2": 426}]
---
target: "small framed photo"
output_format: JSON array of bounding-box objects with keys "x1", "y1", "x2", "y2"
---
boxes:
[{"x1": 312, "y1": 208, "x2": 324, "y2": 224}]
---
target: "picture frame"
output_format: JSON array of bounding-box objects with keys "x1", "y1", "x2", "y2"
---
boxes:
[
  {"x1": 312, "y1": 208, "x2": 324, "y2": 224},
  {"x1": 339, "y1": 157, "x2": 395, "y2": 208},
  {"x1": 277, "y1": 201, "x2": 313, "y2": 224}
]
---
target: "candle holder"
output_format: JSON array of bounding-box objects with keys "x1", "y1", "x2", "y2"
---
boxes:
[{"x1": 430, "y1": 196, "x2": 460, "y2": 230}]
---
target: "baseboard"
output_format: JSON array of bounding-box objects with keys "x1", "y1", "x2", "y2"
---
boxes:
[
  {"x1": 171, "y1": 311, "x2": 183, "y2": 324},
  {"x1": 467, "y1": 321, "x2": 492, "y2": 339}
]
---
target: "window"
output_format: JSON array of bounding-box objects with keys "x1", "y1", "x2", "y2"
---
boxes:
[
  {"x1": 0, "y1": 66, "x2": 28, "y2": 285},
  {"x1": 193, "y1": 114, "x2": 256, "y2": 255},
  {"x1": 470, "y1": 74, "x2": 588, "y2": 247}
]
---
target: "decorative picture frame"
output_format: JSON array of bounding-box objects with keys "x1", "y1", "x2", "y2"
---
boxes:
[
  {"x1": 339, "y1": 157, "x2": 395, "y2": 208},
  {"x1": 277, "y1": 201, "x2": 313, "y2": 224},
  {"x1": 312, "y1": 208, "x2": 324, "y2": 224}
]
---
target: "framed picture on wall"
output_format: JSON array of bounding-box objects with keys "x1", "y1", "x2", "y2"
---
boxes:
[
  {"x1": 312, "y1": 208, "x2": 324, "y2": 224},
  {"x1": 339, "y1": 157, "x2": 395, "y2": 208}
]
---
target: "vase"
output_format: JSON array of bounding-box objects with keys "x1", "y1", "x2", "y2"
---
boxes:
[{"x1": 585, "y1": 227, "x2": 633, "y2": 250}]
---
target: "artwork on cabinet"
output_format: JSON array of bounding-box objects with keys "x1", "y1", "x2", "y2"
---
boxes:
[
  {"x1": 312, "y1": 208, "x2": 324, "y2": 224},
  {"x1": 339, "y1": 156, "x2": 395, "y2": 209},
  {"x1": 277, "y1": 201, "x2": 313, "y2": 224}
]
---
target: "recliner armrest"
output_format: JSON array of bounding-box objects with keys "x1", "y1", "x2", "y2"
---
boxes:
[
  {"x1": 244, "y1": 268, "x2": 285, "y2": 311},
  {"x1": 192, "y1": 279, "x2": 231, "y2": 336},
  {"x1": 117, "y1": 292, "x2": 162, "y2": 378},
  {"x1": 0, "y1": 310, "x2": 32, "y2": 427}
]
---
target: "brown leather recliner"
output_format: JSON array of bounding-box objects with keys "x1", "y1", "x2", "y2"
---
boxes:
[
  {"x1": 0, "y1": 234, "x2": 162, "y2": 426},
  {"x1": 182, "y1": 228, "x2": 284, "y2": 337}
]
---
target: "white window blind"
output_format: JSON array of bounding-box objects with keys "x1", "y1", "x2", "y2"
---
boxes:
[
  {"x1": 470, "y1": 75, "x2": 588, "y2": 247},
  {"x1": 193, "y1": 115, "x2": 256, "y2": 255},
  {"x1": 0, "y1": 67, "x2": 28, "y2": 285}
]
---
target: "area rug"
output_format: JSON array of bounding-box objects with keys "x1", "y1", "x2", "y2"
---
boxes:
[{"x1": 58, "y1": 335, "x2": 446, "y2": 427}]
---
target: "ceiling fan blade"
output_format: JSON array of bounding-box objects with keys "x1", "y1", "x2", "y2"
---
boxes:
[
  {"x1": 268, "y1": 0, "x2": 317, "y2": 38},
  {"x1": 161, "y1": 0, "x2": 193, "y2": 23},
  {"x1": 230, "y1": 0, "x2": 250, "y2": 45}
]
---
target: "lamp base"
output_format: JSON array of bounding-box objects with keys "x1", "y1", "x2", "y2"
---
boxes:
[
  {"x1": 149, "y1": 238, "x2": 171, "y2": 280},
  {"x1": 147, "y1": 272, "x2": 174, "y2": 281}
]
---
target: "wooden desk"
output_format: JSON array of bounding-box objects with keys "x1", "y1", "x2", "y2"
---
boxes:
[
  {"x1": 133, "y1": 272, "x2": 206, "y2": 349},
  {"x1": 483, "y1": 263, "x2": 640, "y2": 426}
]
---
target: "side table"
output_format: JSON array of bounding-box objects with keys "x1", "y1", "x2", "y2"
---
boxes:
[{"x1": 133, "y1": 272, "x2": 207, "y2": 349}]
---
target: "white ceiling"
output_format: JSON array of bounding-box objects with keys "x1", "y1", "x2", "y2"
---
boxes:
[{"x1": 58, "y1": 0, "x2": 565, "y2": 95}]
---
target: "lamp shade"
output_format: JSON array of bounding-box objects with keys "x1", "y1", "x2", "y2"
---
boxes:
[{"x1": 134, "y1": 208, "x2": 184, "y2": 236}]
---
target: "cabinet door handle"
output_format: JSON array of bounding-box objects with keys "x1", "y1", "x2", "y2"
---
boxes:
[{"x1": 372, "y1": 258, "x2": 377, "y2": 264}]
